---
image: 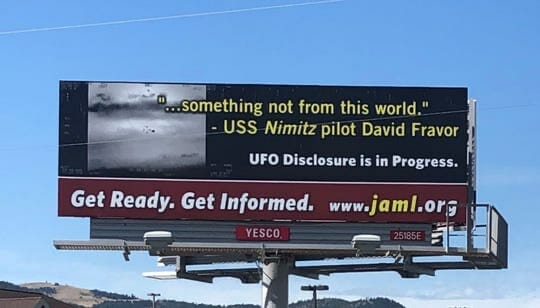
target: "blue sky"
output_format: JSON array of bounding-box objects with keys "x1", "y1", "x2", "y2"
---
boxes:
[{"x1": 0, "y1": 0, "x2": 539, "y2": 307}]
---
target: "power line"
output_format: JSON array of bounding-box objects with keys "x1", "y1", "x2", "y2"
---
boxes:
[
  {"x1": 0, "y1": 104, "x2": 540, "y2": 152},
  {"x1": 55, "y1": 108, "x2": 466, "y2": 149},
  {"x1": 0, "y1": 0, "x2": 344, "y2": 36},
  {"x1": 0, "y1": 102, "x2": 537, "y2": 152},
  {"x1": 55, "y1": 103, "x2": 540, "y2": 149},
  {"x1": 480, "y1": 103, "x2": 540, "y2": 111}
]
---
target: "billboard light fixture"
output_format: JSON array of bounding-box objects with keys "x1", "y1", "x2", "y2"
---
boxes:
[
  {"x1": 144, "y1": 231, "x2": 173, "y2": 255},
  {"x1": 157, "y1": 256, "x2": 180, "y2": 267},
  {"x1": 351, "y1": 234, "x2": 382, "y2": 251}
]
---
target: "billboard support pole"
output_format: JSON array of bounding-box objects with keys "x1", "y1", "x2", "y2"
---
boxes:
[
  {"x1": 467, "y1": 99, "x2": 477, "y2": 252},
  {"x1": 261, "y1": 258, "x2": 289, "y2": 308}
]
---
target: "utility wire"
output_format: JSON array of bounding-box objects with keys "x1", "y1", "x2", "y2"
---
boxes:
[
  {"x1": 57, "y1": 108, "x2": 470, "y2": 149},
  {"x1": 2, "y1": 102, "x2": 537, "y2": 152},
  {"x1": 0, "y1": 0, "x2": 344, "y2": 36}
]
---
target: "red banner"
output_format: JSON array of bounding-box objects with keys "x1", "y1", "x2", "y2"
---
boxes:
[
  {"x1": 58, "y1": 178, "x2": 467, "y2": 223},
  {"x1": 235, "y1": 226, "x2": 290, "y2": 241}
]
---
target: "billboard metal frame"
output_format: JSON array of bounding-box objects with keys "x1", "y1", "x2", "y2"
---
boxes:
[{"x1": 54, "y1": 204, "x2": 507, "y2": 281}]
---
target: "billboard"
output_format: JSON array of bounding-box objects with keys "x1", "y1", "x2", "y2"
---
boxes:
[{"x1": 59, "y1": 81, "x2": 470, "y2": 223}]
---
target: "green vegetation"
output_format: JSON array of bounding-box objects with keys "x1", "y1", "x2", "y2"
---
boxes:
[
  {"x1": 94, "y1": 297, "x2": 404, "y2": 308},
  {"x1": 91, "y1": 289, "x2": 137, "y2": 300}
]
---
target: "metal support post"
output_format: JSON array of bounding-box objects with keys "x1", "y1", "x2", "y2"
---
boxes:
[
  {"x1": 467, "y1": 99, "x2": 477, "y2": 252},
  {"x1": 261, "y1": 258, "x2": 289, "y2": 308}
]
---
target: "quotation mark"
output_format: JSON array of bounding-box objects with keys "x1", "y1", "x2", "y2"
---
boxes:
[{"x1": 157, "y1": 95, "x2": 166, "y2": 104}]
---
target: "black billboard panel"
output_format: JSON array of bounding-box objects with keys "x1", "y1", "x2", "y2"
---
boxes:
[{"x1": 59, "y1": 81, "x2": 468, "y2": 183}]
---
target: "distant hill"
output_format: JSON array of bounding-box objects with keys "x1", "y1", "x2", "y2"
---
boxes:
[
  {"x1": 0, "y1": 281, "x2": 405, "y2": 308},
  {"x1": 94, "y1": 297, "x2": 404, "y2": 308},
  {"x1": 0, "y1": 281, "x2": 29, "y2": 292},
  {"x1": 290, "y1": 297, "x2": 405, "y2": 308},
  {"x1": 1, "y1": 281, "x2": 136, "y2": 307},
  {"x1": 93, "y1": 300, "x2": 258, "y2": 308}
]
